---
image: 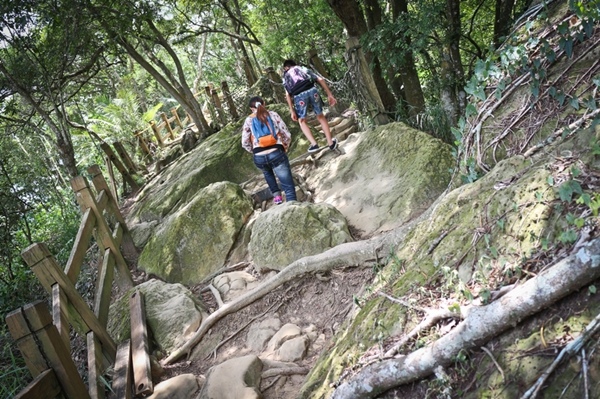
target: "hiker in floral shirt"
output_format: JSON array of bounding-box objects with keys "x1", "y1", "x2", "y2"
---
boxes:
[{"x1": 242, "y1": 96, "x2": 296, "y2": 204}]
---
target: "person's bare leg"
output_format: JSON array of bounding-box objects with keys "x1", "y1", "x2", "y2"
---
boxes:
[
  {"x1": 298, "y1": 118, "x2": 317, "y2": 145},
  {"x1": 316, "y1": 113, "x2": 334, "y2": 146}
]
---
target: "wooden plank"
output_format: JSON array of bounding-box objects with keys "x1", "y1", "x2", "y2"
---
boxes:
[
  {"x1": 14, "y1": 369, "x2": 61, "y2": 399},
  {"x1": 96, "y1": 189, "x2": 109, "y2": 214},
  {"x1": 160, "y1": 112, "x2": 175, "y2": 140},
  {"x1": 112, "y1": 141, "x2": 138, "y2": 175},
  {"x1": 21, "y1": 243, "x2": 117, "y2": 362},
  {"x1": 221, "y1": 81, "x2": 239, "y2": 120},
  {"x1": 23, "y1": 301, "x2": 91, "y2": 399},
  {"x1": 99, "y1": 144, "x2": 139, "y2": 192},
  {"x1": 65, "y1": 208, "x2": 96, "y2": 283},
  {"x1": 170, "y1": 107, "x2": 183, "y2": 128},
  {"x1": 105, "y1": 155, "x2": 119, "y2": 202},
  {"x1": 52, "y1": 285, "x2": 70, "y2": 349},
  {"x1": 5, "y1": 308, "x2": 48, "y2": 377},
  {"x1": 149, "y1": 121, "x2": 164, "y2": 147},
  {"x1": 87, "y1": 332, "x2": 106, "y2": 399},
  {"x1": 94, "y1": 248, "x2": 114, "y2": 327},
  {"x1": 112, "y1": 222, "x2": 124, "y2": 247},
  {"x1": 134, "y1": 130, "x2": 152, "y2": 160},
  {"x1": 112, "y1": 340, "x2": 132, "y2": 399},
  {"x1": 88, "y1": 165, "x2": 128, "y2": 227},
  {"x1": 211, "y1": 89, "x2": 227, "y2": 125},
  {"x1": 70, "y1": 177, "x2": 133, "y2": 289},
  {"x1": 129, "y1": 291, "x2": 153, "y2": 396}
]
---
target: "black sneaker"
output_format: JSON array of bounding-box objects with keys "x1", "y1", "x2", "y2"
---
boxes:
[
  {"x1": 308, "y1": 143, "x2": 320, "y2": 153},
  {"x1": 329, "y1": 138, "x2": 338, "y2": 151}
]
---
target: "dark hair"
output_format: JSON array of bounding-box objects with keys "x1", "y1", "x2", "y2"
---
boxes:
[
  {"x1": 249, "y1": 96, "x2": 269, "y2": 125},
  {"x1": 283, "y1": 59, "x2": 297, "y2": 69}
]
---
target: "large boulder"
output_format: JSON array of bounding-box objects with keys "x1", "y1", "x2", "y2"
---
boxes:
[
  {"x1": 198, "y1": 355, "x2": 263, "y2": 399},
  {"x1": 127, "y1": 104, "x2": 308, "y2": 224},
  {"x1": 249, "y1": 202, "x2": 353, "y2": 272},
  {"x1": 306, "y1": 122, "x2": 454, "y2": 235},
  {"x1": 299, "y1": 127, "x2": 600, "y2": 398},
  {"x1": 137, "y1": 181, "x2": 254, "y2": 285},
  {"x1": 107, "y1": 279, "x2": 208, "y2": 354}
]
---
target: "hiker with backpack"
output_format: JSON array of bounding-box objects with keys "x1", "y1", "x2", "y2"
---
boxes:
[
  {"x1": 242, "y1": 96, "x2": 297, "y2": 205},
  {"x1": 282, "y1": 59, "x2": 338, "y2": 153}
]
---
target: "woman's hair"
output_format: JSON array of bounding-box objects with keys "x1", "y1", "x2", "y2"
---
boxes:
[{"x1": 249, "y1": 96, "x2": 269, "y2": 125}]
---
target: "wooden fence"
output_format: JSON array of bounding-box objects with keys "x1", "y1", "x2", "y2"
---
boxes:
[{"x1": 5, "y1": 165, "x2": 152, "y2": 399}]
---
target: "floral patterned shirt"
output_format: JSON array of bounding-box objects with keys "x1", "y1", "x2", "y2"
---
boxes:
[{"x1": 241, "y1": 110, "x2": 292, "y2": 153}]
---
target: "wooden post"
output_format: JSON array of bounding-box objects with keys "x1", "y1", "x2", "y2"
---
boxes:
[
  {"x1": 149, "y1": 121, "x2": 164, "y2": 147},
  {"x1": 211, "y1": 88, "x2": 227, "y2": 125},
  {"x1": 266, "y1": 67, "x2": 286, "y2": 104},
  {"x1": 204, "y1": 85, "x2": 218, "y2": 126},
  {"x1": 130, "y1": 291, "x2": 153, "y2": 396},
  {"x1": 88, "y1": 165, "x2": 138, "y2": 258},
  {"x1": 112, "y1": 142, "x2": 138, "y2": 175},
  {"x1": 13, "y1": 369, "x2": 61, "y2": 399},
  {"x1": 94, "y1": 248, "x2": 115, "y2": 327},
  {"x1": 6, "y1": 308, "x2": 49, "y2": 378},
  {"x1": 64, "y1": 208, "x2": 96, "y2": 282},
  {"x1": 52, "y1": 285, "x2": 70, "y2": 349},
  {"x1": 104, "y1": 155, "x2": 119, "y2": 204},
  {"x1": 307, "y1": 48, "x2": 329, "y2": 79},
  {"x1": 135, "y1": 130, "x2": 152, "y2": 160},
  {"x1": 70, "y1": 176, "x2": 134, "y2": 289},
  {"x1": 345, "y1": 37, "x2": 390, "y2": 125},
  {"x1": 160, "y1": 113, "x2": 175, "y2": 140},
  {"x1": 87, "y1": 332, "x2": 106, "y2": 399},
  {"x1": 171, "y1": 107, "x2": 183, "y2": 128},
  {"x1": 221, "y1": 81, "x2": 239, "y2": 120},
  {"x1": 11, "y1": 301, "x2": 91, "y2": 399},
  {"x1": 99, "y1": 143, "x2": 140, "y2": 193},
  {"x1": 112, "y1": 340, "x2": 133, "y2": 399},
  {"x1": 21, "y1": 244, "x2": 117, "y2": 362}
]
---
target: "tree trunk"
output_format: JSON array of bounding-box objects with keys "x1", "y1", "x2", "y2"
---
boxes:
[
  {"x1": 494, "y1": 0, "x2": 517, "y2": 48},
  {"x1": 326, "y1": 0, "x2": 396, "y2": 113},
  {"x1": 439, "y1": 0, "x2": 466, "y2": 125},
  {"x1": 345, "y1": 37, "x2": 390, "y2": 125},
  {"x1": 391, "y1": 0, "x2": 426, "y2": 117},
  {"x1": 332, "y1": 238, "x2": 600, "y2": 398}
]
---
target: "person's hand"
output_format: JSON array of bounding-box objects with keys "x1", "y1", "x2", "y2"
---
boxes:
[
  {"x1": 327, "y1": 94, "x2": 337, "y2": 106},
  {"x1": 290, "y1": 111, "x2": 298, "y2": 121}
]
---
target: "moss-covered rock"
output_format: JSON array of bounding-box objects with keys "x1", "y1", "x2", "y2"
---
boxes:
[
  {"x1": 249, "y1": 201, "x2": 353, "y2": 272},
  {"x1": 137, "y1": 181, "x2": 253, "y2": 285},
  {"x1": 300, "y1": 126, "x2": 600, "y2": 398},
  {"x1": 107, "y1": 279, "x2": 208, "y2": 354},
  {"x1": 306, "y1": 122, "x2": 455, "y2": 235}
]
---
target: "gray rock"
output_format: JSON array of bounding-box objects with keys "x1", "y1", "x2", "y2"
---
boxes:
[
  {"x1": 137, "y1": 182, "x2": 254, "y2": 284},
  {"x1": 246, "y1": 317, "x2": 282, "y2": 352},
  {"x1": 107, "y1": 279, "x2": 208, "y2": 354},
  {"x1": 198, "y1": 355, "x2": 263, "y2": 399},
  {"x1": 249, "y1": 202, "x2": 353, "y2": 272},
  {"x1": 147, "y1": 374, "x2": 200, "y2": 399}
]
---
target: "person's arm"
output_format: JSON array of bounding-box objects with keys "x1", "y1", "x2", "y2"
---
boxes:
[
  {"x1": 241, "y1": 117, "x2": 254, "y2": 153},
  {"x1": 285, "y1": 91, "x2": 298, "y2": 121},
  {"x1": 271, "y1": 111, "x2": 291, "y2": 144},
  {"x1": 316, "y1": 76, "x2": 337, "y2": 106}
]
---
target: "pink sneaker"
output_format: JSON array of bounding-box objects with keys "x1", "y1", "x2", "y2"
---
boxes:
[{"x1": 273, "y1": 195, "x2": 283, "y2": 205}]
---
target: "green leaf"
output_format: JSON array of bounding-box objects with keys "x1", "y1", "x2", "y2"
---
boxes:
[
  {"x1": 547, "y1": 176, "x2": 555, "y2": 186},
  {"x1": 589, "y1": 285, "x2": 597, "y2": 295},
  {"x1": 570, "y1": 96, "x2": 580, "y2": 110}
]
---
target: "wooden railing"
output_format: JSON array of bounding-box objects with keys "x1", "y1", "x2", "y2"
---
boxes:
[{"x1": 5, "y1": 165, "x2": 151, "y2": 399}]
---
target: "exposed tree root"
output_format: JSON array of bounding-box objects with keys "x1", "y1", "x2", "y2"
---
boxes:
[
  {"x1": 330, "y1": 237, "x2": 600, "y2": 399},
  {"x1": 162, "y1": 225, "x2": 413, "y2": 365}
]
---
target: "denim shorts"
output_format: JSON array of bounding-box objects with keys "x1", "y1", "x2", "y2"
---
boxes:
[{"x1": 293, "y1": 87, "x2": 323, "y2": 119}]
